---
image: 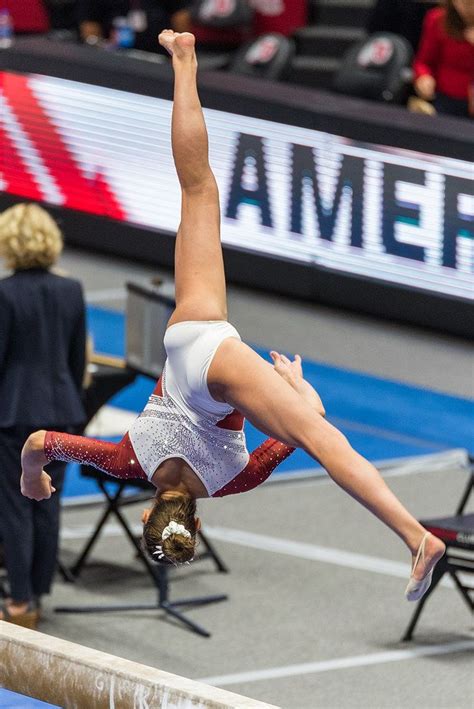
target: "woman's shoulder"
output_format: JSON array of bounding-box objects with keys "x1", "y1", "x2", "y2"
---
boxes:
[
  {"x1": 424, "y1": 6, "x2": 445, "y2": 31},
  {"x1": 48, "y1": 269, "x2": 84, "y2": 292},
  {"x1": 0, "y1": 272, "x2": 25, "y2": 299},
  {"x1": 0, "y1": 273, "x2": 14, "y2": 290},
  {"x1": 0, "y1": 270, "x2": 83, "y2": 309},
  {"x1": 0, "y1": 276, "x2": 14, "y2": 309}
]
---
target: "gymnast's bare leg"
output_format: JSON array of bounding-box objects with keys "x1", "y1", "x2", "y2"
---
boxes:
[
  {"x1": 158, "y1": 30, "x2": 445, "y2": 589},
  {"x1": 159, "y1": 30, "x2": 227, "y2": 328}
]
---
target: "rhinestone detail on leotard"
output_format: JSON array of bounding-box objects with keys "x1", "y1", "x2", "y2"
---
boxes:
[
  {"x1": 44, "y1": 431, "x2": 147, "y2": 480},
  {"x1": 128, "y1": 365, "x2": 249, "y2": 496}
]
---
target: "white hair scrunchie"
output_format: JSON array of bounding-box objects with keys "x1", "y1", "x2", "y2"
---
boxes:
[{"x1": 161, "y1": 520, "x2": 191, "y2": 541}]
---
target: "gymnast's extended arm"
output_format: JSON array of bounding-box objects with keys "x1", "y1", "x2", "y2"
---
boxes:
[
  {"x1": 22, "y1": 427, "x2": 295, "y2": 501},
  {"x1": 20, "y1": 430, "x2": 148, "y2": 501}
]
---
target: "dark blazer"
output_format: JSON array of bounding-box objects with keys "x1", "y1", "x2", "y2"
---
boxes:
[{"x1": 0, "y1": 268, "x2": 86, "y2": 428}]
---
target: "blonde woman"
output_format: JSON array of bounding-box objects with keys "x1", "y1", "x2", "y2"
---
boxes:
[
  {"x1": 0, "y1": 203, "x2": 86, "y2": 628},
  {"x1": 21, "y1": 34, "x2": 444, "y2": 603}
]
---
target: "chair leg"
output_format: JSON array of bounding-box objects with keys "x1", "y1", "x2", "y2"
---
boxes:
[
  {"x1": 70, "y1": 485, "x2": 124, "y2": 577},
  {"x1": 197, "y1": 529, "x2": 229, "y2": 573},
  {"x1": 449, "y1": 571, "x2": 474, "y2": 612},
  {"x1": 112, "y1": 503, "x2": 161, "y2": 587},
  {"x1": 57, "y1": 560, "x2": 76, "y2": 584}
]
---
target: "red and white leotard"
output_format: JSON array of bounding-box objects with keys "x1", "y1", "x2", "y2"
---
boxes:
[{"x1": 44, "y1": 321, "x2": 294, "y2": 497}]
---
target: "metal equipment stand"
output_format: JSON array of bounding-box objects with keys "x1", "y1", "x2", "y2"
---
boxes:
[{"x1": 56, "y1": 476, "x2": 229, "y2": 637}]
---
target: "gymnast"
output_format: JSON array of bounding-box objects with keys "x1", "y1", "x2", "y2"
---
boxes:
[{"x1": 20, "y1": 30, "x2": 445, "y2": 600}]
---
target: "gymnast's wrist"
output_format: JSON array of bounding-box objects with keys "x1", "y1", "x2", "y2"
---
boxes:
[
  {"x1": 22, "y1": 467, "x2": 43, "y2": 481},
  {"x1": 21, "y1": 430, "x2": 49, "y2": 474}
]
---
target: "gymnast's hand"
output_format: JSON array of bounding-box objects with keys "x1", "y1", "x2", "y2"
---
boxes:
[
  {"x1": 270, "y1": 351, "x2": 326, "y2": 417},
  {"x1": 20, "y1": 470, "x2": 56, "y2": 501}
]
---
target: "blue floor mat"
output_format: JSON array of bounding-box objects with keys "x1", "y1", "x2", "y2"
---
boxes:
[{"x1": 0, "y1": 688, "x2": 60, "y2": 708}]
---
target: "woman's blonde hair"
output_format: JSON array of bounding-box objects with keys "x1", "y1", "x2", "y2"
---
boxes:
[
  {"x1": 0, "y1": 203, "x2": 63, "y2": 270},
  {"x1": 142, "y1": 496, "x2": 198, "y2": 566}
]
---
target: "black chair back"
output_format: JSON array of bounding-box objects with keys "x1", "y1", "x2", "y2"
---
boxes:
[
  {"x1": 333, "y1": 32, "x2": 413, "y2": 103},
  {"x1": 191, "y1": 0, "x2": 253, "y2": 28},
  {"x1": 230, "y1": 33, "x2": 295, "y2": 81}
]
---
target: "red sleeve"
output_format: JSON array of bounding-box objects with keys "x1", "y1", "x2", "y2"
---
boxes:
[
  {"x1": 212, "y1": 438, "x2": 295, "y2": 497},
  {"x1": 44, "y1": 431, "x2": 148, "y2": 482},
  {"x1": 413, "y1": 8, "x2": 443, "y2": 81}
]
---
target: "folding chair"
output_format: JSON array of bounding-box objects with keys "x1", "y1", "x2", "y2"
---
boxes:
[
  {"x1": 403, "y1": 457, "x2": 474, "y2": 640},
  {"x1": 56, "y1": 467, "x2": 228, "y2": 637}
]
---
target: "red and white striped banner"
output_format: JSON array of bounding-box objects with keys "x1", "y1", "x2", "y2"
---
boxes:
[{"x1": 1, "y1": 71, "x2": 472, "y2": 301}]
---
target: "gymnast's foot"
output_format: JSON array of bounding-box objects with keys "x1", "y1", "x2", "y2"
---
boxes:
[
  {"x1": 158, "y1": 30, "x2": 196, "y2": 62},
  {"x1": 405, "y1": 531, "x2": 446, "y2": 601}
]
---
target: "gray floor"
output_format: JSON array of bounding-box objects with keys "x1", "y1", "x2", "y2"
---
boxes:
[
  {"x1": 52, "y1": 465, "x2": 473, "y2": 709},
  {"x1": 2, "y1": 247, "x2": 473, "y2": 708}
]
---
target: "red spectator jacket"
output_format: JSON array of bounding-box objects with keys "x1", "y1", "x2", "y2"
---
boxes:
[
  {"x1": 194, "y1": 0, "x2": 307, "y2": 47},
  {"x1": 252, "y1": 0, "x2": 307, "y2": 37},
  {"x1": 3, "y1": 0, "x2": 49, "y2": 33},
  {"x1": 413, "y1": 8, "x2": 474, "y2": 101}
]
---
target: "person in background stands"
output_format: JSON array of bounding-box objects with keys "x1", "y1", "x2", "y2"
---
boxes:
[
  {"x1": 251, "y1": 0, "x2": 307, "y2": 38},
  {"x1": 0, "y1": 203, "x2": 86, "y2": 628},
  {"x1": 77, "y1": 0, "x2": 191, "y2": 52},
  {"x1": 367, "y1": 0, "x2": 434, "y2": 52},
  {"x1": 413, "y1": 0, "x2": 474, "y2": 118},
  {"x1": 1, "y1": 0, "x2": 50, "y2": 33},
  {"x1": 193, "y1": 0, "x2": 307, "y2": 50},
  {"x1": 47, "y1": 0, "x2": 79, "y2": 32}
]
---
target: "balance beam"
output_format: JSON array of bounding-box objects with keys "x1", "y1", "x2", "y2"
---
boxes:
[{"x1": 0, "y1": 622, "x2": 279, "y2": 709}]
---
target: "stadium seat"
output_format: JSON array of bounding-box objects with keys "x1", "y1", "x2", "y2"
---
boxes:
[
  {"x1": 230, "y1": 33, "x2": 295, "y2": 81},
  {"x1": 333, "y1": 32, "x2": 413, "y2": 103}
]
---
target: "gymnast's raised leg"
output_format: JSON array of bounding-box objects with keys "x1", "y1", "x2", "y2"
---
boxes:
[{"x1": 159, "y1": 30, "x2": 227, "y2": 329}]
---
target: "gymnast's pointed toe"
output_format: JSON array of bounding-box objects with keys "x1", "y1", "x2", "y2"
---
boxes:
[
  {"x1": 405, "y1": 531, "x2": 446, "y2": 602},
  {"x1": 405, "y1": 568, "x2": 434, "y2": 602}
]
